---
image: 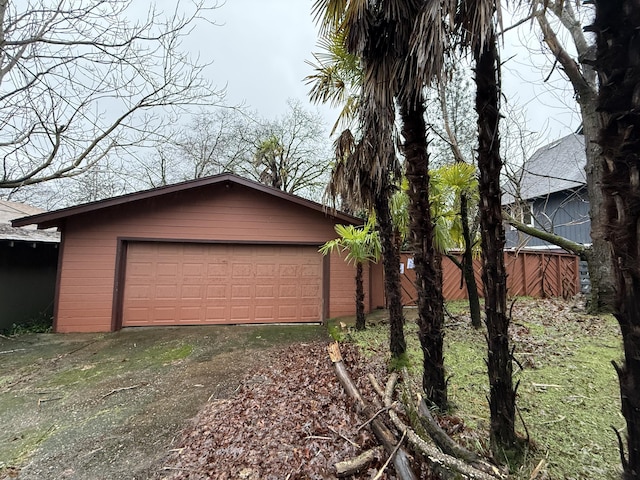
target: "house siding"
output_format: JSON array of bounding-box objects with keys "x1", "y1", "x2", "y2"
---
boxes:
[
  {"x1": 505, "y1": 187, "x2": 591, "y2": 249},
  {"x1": 55, "y1": 183, "x2": 370, "y2": 332}
]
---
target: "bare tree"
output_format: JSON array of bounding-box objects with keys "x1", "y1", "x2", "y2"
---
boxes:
[
  {"x1": 138, "y1": 108, "x2": 251, "y2": 188},
  {"x1": 241, "y1": 99, "x2": 332, "y2": 199},
  {"x1": 0, "y1": 0, "x2": 224, "y2": 191},
  {"x1": 507, "y1": 0, "x2": 614, "y2": 312}
]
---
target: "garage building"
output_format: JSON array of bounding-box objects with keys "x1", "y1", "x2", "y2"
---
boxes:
[{"x1": 13, "y1": 174, "x2": 384, "y2": 333}]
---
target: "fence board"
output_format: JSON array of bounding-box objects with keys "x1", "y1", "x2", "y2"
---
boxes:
[{"x1": 399, "y1": 251, "x2": 579, "y2": 305}]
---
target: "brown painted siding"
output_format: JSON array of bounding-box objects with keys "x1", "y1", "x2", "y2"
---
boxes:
[
  {"x1": 55, "y1": 183, "x2": 370, "y2": 332},
  {"x1": 328, "y1": 254, "x2": 370, "y2": 318}
]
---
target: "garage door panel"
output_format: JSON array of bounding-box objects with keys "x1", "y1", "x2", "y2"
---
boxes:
[
  {"x1": 123, "y1": 243, "x2": 322, "y2": 326},
  {"x1": 279, "y1": 284, "x2": 297, "y2": 298},
  {"x1": 206, "y1": 285, "x2": 227, "y2": 299},
  {"x1": 207, "y1": 263, "x2": 229, "y2": 276},
  {"x1": 255, "y1": 284, "x2": 274, "y2": 298},
  {"x1": 232, "y1": 263, "x2": 252, "y2": 277},
  {"x1": 181, "y1": 284, "x2": 203, "y2": 299},
  {"x1": 302, "y1": 285, "x2": 320, "y2": 298}
]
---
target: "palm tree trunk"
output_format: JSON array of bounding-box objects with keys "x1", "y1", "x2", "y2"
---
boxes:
[
  {"x1": 401, "y1": 97, "x2": 447, "y2": 411},
  {"x1": 592, "y1": 2, "x2": 640, "y2": 476},
  {"x1": 474, "y1": 28, "x2": 518, "y2": 458},
  {"x1": 461, "y1": 192, "x2": 482, "y2": 328},
  {"x1": 374, "y1": 191, "x2": 406, "y2": 358},
  {"x1": 355, "y1": 261, "x2": 366, "y2": 330}
]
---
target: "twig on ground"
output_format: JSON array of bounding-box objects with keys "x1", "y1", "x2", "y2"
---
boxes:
[
  {"x1": 356, "y1": 403, "x2": 397, "y2": 431},
  {"x1": 0, "y1": 348, "x2": 26, "y2": 354},
  {"x1": 328, "y1": 426, "x2": 359, "y2": 447},
  {"x1": 63, "y1": 341, "x2": 98, "y2": 357},
  {"x1": 372, "y1": 430, "x2": 407, "y2": 480},
  {"x1": 101, "y1": 383, "x2": 145, "y2": 399},
  {"x1": 305, "y1": 435, "x2": 332, "y2": 441},
  {"x1": 37, "y1": 396, "x2": 63, "y2": 406},
  {"x1": 529, "y1": 458, "x2": 546, "y2": 479}
]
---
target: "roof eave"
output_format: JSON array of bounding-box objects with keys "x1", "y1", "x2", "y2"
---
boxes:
[{"x1": 11, "y1": 173, "x2": 360, "y2": 228}]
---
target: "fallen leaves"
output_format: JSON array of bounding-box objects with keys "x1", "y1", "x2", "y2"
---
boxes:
[{"x1": 159, "y1": 341, "x2": 394, "y2": 480}]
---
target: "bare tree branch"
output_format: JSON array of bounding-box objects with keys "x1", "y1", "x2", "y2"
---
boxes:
[{"x1": 0, "y1": 0, "x2": 225, "y2": 191}]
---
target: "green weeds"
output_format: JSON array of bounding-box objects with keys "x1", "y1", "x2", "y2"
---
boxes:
[{"x1": 332, "y1": 298, "x2": 622, "y2": 479}]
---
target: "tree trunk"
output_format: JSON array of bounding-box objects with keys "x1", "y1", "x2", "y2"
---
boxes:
[
  {"x1": 582, "y1": 105, "x2": 616, "y2": 313},
  {"x1": 355, "y1": 261, "x2": 366, "y2": 330},
  {"x1": 535, "y1": 3, "x2": 615, "y2": 314},
  {"x1": 592, "y1": 2, "x2": 640, "y2": 476},
  {"x1": 474, "y1": 28, "x2": 519, "y2": 459},
  {"x1": 401, "y1": 97, "x2": 447, "y2": 411},
  {"x1": 461, "y1": 192, "x2": 482, "y2": 328},
  {"x1": 374, "y1": 191, "x2": 406, "y2": 358}
]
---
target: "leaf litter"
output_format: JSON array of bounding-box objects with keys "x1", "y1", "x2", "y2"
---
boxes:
[{"x1": 158, "y1": 342, "x2": 405, "y2": 480}]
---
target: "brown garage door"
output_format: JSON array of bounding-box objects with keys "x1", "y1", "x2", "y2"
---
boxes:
[{"x1": 122, "y1": 242, "x2": 323, "y2": 326}]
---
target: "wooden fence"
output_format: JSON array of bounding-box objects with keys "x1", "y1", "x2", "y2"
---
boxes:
[{"x1": 399, "y1": 250, "x2": 580, "y2": 305}]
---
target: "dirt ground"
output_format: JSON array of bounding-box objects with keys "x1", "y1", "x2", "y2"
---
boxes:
[{"x1": 0, "y1": 324, "x2": 327, "y2": 480}]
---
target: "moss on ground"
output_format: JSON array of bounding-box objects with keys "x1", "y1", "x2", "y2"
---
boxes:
[{"x1": 0, "y1": 424, "x2": 57, "y2": 471}]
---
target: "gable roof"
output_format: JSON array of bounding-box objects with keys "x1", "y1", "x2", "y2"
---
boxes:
[
  {"x1": 503, "y1": 133, "x2": 586, "y2": 204},
  {"x1": 12, "y1": 173, "x2": 359, "y2": 230},
  {"x1": 0, "y1": 199, "x2": 60, "y2": 243}
]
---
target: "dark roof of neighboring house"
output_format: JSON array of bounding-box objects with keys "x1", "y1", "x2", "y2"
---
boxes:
[
  {"x1": 13, "y1": 173, "x2": 359, "y2": 230},
  {"x1": 503, "y1": 133, "x2": 586, "y2": 204},
  {"x1": 0, "y1": 200, "x2": 60, "y2": 243}
]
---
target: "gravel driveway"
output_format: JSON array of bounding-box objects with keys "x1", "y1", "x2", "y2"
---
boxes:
[{"x1": 0, "y1": 324, "x2": 326, "y2": 480}]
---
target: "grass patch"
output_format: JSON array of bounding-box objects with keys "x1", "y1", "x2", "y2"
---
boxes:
[
  {"x1": 337, "y1": 297, "x2": 622, "y2": 479},
  {"x1": 46, "y1": 364, "x2": 106, "y2": 386},
  {"x1": 133, "y1": 343, "x2": 194, "y2": 365},
  {"x1": 0, "y1": 424, "x2": 57, "y2": 472},
  {"x1": 244, "y1": 324, "x2": 327, "y2": 347}
]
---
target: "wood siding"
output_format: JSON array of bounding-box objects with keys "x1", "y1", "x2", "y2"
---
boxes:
[
  {"x1": 399, "y1": 250, "x2": 579, "y2": 304},
  {"x1": 505, "y1": 188, "x2": 591, "y2": 248},
  {"x1": 55, "y1": 183, "x2": 370, "y2": 332}
]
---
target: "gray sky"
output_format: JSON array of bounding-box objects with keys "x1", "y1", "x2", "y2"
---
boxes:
[{"x1": 180, "y1": 1, "x2": 580, "y2": 145}]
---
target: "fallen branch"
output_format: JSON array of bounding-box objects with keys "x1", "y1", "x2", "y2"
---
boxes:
[
  {"x1": 37, "y1": 396, "x2": 63, "y2": 406},
  {"x1": 380, "y1": 373, "x2": 506, "y2": 480},
  {"x1": 101, "y1": 383, "x2": 145, "y2": 399},
  {"x1": 372, "y1": 431, "x2": 407, "y2": 480},
  {"x1": 335, "y1": 447, "x2": 382, "y2": 477},
  {"x1": 327, "y1": 342, "x2": 418, "y2": 480},
  {"x1": 0, "y1": 348, "x2": 26, "y2": 354},
  {"x1": 416, "y1": 397, "x2": 481, "y2": 463}
]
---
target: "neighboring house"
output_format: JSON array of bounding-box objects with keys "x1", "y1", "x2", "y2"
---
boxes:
[
  {"x1": 13, "y1": 174, "x2": 384, "y2": 333},
  {"x1": 503, "y1": 133, "x2": 590, "y2": 249},
  {"x1": 502, "y1": 132, "x2": 590, "y2": 292},
  {"x1": 0, "y1": 200, "x2": 59, "y2": 331}
]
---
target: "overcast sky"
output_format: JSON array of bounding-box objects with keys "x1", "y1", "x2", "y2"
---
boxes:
[{"x1": 177, "y1": 1, "x2": 580, "y2": 146}]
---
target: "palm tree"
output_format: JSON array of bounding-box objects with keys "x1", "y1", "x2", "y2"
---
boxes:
[
  {"x1": 313, "y1": 0, "x2": 451, "y2": 410},
  {"x1": 319, "y1": 219, "x2": 381, "y2": 330},
  {"x1": 307, "y1": 24, "x2": 407, "y2": 359},
  {"x1": 431, "y1": 163, "x2": 482, "y2": 329},
  {"x1": 456, "y1": 0, "x2": 520, "y2": 458},
  {"x1": 591, "y1": 2, "x2": 640, "y2": 476}
]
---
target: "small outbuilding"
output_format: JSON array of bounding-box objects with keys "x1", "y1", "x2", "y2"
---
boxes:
[
  {"x1": 13, "y1": 174, "x2": 383, "y2": 333},
  {"x1": 1, "y1": 200, "x2": 59, "y2": 331}
]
